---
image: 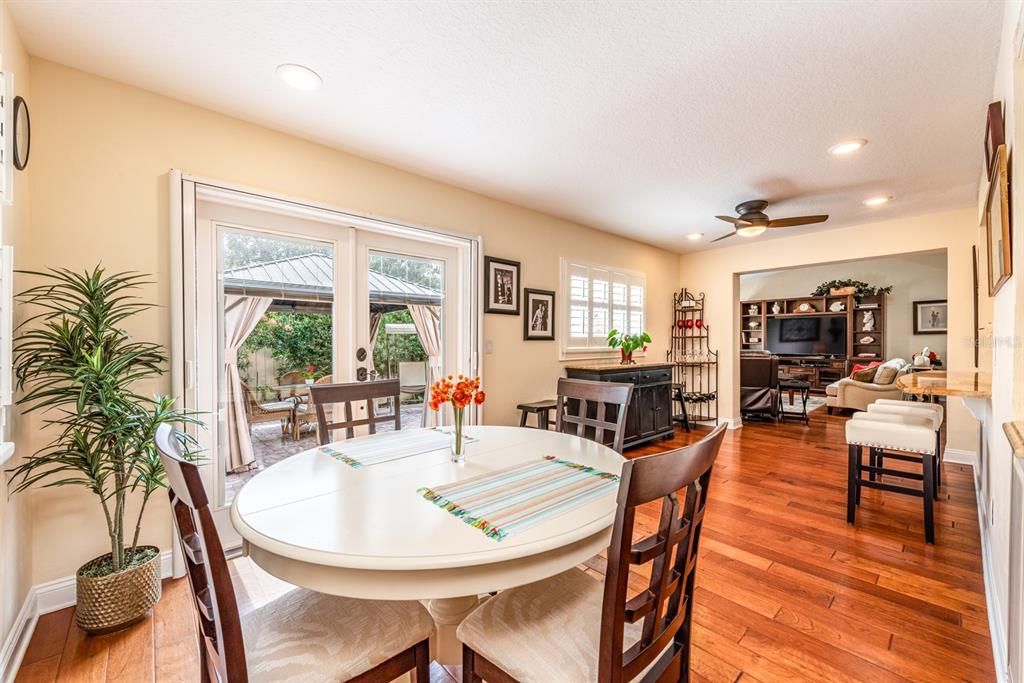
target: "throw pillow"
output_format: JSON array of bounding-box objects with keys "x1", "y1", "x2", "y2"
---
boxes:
[
  {"x1": 850, "y1": 361, "x2": 881, "y2": 379},
  {"x1": 851, "y1": 366, "x2": 879, "y2": 382},
  {"x1": 874, "y1": 366, "x2": 899, "y2": 385}
]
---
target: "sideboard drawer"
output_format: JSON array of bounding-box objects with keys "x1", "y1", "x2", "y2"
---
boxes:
[
  {"x1": 602, "y1": 371, "x2": 639, "y2": 385},
  {"x1": 639, "y1": 368, "x2": 672, "y2": 385}
]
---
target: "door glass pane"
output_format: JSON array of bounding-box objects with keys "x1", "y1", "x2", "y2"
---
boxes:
[
  {"x1": 368, "y1": 251, "x2": 444, "y2": 431},
  {"x1": 221, "y1": 229, "x2": 334, "y2": 504}
]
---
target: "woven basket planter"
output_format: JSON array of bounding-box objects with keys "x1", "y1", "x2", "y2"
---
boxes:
[{"x1": 75, "y1": 546, "x2": 162, "y2": 633}]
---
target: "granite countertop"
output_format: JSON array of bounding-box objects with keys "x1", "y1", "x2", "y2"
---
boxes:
[
  {"x1": 894, "y1": 370, "x2": 992, "y2": 398},
  {"x1": 1003, "y1": 421, "x2": 1024, "y2": 459},
  {"x1": 564, "y1": 360, "x2": 673, "y2": 371}
]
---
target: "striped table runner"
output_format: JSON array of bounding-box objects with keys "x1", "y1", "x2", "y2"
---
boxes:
[
  {"x1": 321, "y1": 428, "x2": 475, "y2": 468},
  {"x1": 417, "y1": 456, "x2": 620, "y2": 541}
]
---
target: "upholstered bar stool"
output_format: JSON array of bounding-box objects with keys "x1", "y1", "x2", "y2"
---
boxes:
[
  {"x1": 867, "y1": 400, "x2": 944, "y2": 488},
  {"x1": 845, "y1": 413, "x2": 939, "y2": 543}
]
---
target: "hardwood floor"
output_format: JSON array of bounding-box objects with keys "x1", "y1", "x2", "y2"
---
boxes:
[{"x1": 14, "y1": 409, "x2": 994, "y2": 682}]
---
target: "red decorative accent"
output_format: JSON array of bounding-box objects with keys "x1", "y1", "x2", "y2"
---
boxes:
[
  {"x1": 676, "y1": 319, "x2": 685, "y2": 329},
  {"x1": 683, "y1": 319, "x2": 694, "y2": 329},
  {"x1": 694, "y1": 319, "x2": 703, "y2": 329}
]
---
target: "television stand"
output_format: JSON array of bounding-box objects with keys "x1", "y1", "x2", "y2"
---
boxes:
[{"x1": 777, "y1": 356, "x2": 848, "y2": 394}]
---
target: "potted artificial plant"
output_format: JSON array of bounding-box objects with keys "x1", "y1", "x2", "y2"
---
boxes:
[
  {"x1": 606, "y1": 329, "x2": 652, "y2": 365},
  {"x1": 9, "y1": 266, "x2": 198, "y2": 633}
]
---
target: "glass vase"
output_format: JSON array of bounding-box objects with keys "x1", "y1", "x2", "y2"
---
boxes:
[{"x1": 450, "y1": 407, "x2": 466, "y2": 464}]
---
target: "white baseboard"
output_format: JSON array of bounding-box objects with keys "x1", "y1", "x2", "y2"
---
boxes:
[
  {"x1": 0, "y1": 587, "x2": 38, "y2": 683},
  {"x1": 724, "y1": 417, "x2": 742, "y2": 430},
  {"x1": 1, "y1": 549, "x2": 173, "y2": 682},
  {"x1": 970, "y1": 465, "x2": 1010, "y2": 682},
  {"x1": 944, "y1": 447, "x2": 978, "y2": 466}
]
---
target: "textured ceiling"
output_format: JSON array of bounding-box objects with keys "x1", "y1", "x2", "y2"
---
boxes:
[{"x1": 9, "y1": 0, "x2": 1003, "y2": 252}]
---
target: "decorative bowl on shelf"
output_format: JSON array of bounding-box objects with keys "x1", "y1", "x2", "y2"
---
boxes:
[{"x1": 858, "y1": 336, "x2": 875, "y2": 344}]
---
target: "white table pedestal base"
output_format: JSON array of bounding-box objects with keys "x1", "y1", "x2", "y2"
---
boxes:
[{"x1": 427, "y1": 595, "x2": 480, "y2": 665}]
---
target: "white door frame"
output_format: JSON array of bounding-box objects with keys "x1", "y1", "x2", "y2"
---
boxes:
[{"x1": 169, "y1": 171, "x2": 483, "y2": 570}]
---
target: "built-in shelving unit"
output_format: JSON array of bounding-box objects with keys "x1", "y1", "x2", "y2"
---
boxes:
[{"x1": 740, "y1": 292, "x2": 887, "y2": 392}]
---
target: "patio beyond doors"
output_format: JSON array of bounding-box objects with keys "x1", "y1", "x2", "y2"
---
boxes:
[{"x1": 177, "y1": 179, "x2": 476, "y2": 547}]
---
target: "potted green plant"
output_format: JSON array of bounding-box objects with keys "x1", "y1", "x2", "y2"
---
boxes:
[
  {"x1": 9, "y1": 266, "x2": 199, "y2": 633},
  {"x1": 606, "y1": 329, "x2": 652, "y2": 365}
]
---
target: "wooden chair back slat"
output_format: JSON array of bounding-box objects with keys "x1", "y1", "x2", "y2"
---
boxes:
[
  {"x1": 308, "y1": 379, "x2": 401, "y2": 445},
  {"x1": 555, "y1": 378, "x2": 633, "y2": 454},
  {"x1": 155, "y1": 424, "x2": 247, "y2": 683},
  {"x1": 598, "y1": 423, "x2": 727, "y2": 682}
]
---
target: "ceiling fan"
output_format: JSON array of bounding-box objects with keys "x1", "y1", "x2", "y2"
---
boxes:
[{"x1": 712, "y1": 200, "x2": 828, "y2": 242}]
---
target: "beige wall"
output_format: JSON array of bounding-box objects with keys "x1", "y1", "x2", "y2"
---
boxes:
[
  {"x1": 679, "y1": 207, "x2": 978, "y2": 451},
  {"x1": 23, "y1": 59, "x2": 678, "y2": 584},
  {"x1": 0, "y1": 0, "x2": 31, "y2": 652},
  {"x1": 739, "y1": 250, "x2": 949, "y2": 362}
]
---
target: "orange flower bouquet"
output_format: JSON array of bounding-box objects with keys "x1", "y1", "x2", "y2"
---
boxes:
[{"x1": 429, "y1": 375, "x2": 485, "y2": 463}]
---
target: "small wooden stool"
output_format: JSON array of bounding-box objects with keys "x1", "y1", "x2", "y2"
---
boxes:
[{"x1": 516, "y1": 399, "x2": 557, "y2": 430}]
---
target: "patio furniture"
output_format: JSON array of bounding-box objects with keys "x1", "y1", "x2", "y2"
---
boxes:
[
  {"x1": 155, "y1": 425, "x2": 433, "y2": 683},
  {"x1": 398, "y1": 361, "x2": 426, "y2": 401},
  {"x1": 241, "y1": 380, "x2": 293, "y2": 436},
  {"x1": 292, "y1": 374, "x2": 335, "y2": 439},
  {"x1": 555, "y1": 378, "x2": 633, "y2": 454},
  {"x1": 308, "y1": 380, "x2": 401, "y2": 445},
  {"x1": 516, "y1": 398, "x2": 557, "y2": 429},
  {"x1": 459, "y1": 424, "x2": 727, "y2": 682},
  {"x1": 276, "y1": 370, "x2": 307, "y2": 401}
]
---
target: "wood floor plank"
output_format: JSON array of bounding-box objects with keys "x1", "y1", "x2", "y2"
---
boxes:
[
  {"x1": 11, "y1": 412, "x2": 994, "y2": 682},
  {"x1": 20, "y1": 609, "x2": 72, "y2": 666},
  {"x1": 13, "y1": 655, "x2": 61, "y2": 683}
]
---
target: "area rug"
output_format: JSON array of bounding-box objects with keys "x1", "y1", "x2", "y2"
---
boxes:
[{"x1": 780, "y1": 394, "x2": 827, "y2": 415}]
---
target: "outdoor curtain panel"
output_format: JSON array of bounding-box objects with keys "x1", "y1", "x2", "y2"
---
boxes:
[
  {"x1": 225, "y1": 295, "x2": 273, "y2": 472},
  {"x1": 407, "y1": 304, "x2": 442, "y2": 427}
]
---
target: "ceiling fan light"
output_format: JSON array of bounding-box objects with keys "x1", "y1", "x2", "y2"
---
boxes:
[
  {"x1": 829, "y1": 139, "x2": 867, "y2": 155},
  {"x1": 736, "y1": 225, "x2": 767, "y2": 237}
]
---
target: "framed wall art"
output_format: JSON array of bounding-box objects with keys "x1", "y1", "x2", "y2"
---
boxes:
[{"x1": 484, "y1": 256, "x2": 520, "y2": 315}]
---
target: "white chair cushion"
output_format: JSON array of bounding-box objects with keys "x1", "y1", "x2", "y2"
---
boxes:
[
  {"x1": 874, "y1": 398, "x2": 943, "y2": 422},
  {"x1": 867, "y1": 404, "x2": 942, "y2": 431},
  {"x1": 242, "y1": 588, "x2": 433, "y2": 682},
  {"x1": 458, "y1": 569, "x2": 646, "y2": 683},
  {"x1": 846, "y1": 414, "x2": 937, "y2": 455}
]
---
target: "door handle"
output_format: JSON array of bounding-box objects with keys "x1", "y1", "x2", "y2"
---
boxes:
[{"x1": 356, "y1": 367, "x2": 368, "y2": 382}]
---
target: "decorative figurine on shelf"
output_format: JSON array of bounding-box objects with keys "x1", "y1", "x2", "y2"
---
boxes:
[
  {"x1": 771, "y1": 302, "x2": 781, "y2": 315},
  {"x1": 748, "y1": 304, "x2": 759, "y2": 316},
  {"x1": 913, "y1": 347, "x2": 932, "y2": 367},
  {"x1": 862, "y1": 311, "x2": 875, "y2": 332},
  {"x1": 829, "y1": 301, "x2": 846, "y2": 312}
]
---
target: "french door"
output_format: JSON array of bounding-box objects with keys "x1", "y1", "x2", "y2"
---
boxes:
[{"x1": 172, "y1": 175, "x2": 478, "y2": 550}]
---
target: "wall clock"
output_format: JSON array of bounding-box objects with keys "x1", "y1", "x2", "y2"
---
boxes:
[{"x1": 12, "y1": 95, "x2": 29, "y2": 171}]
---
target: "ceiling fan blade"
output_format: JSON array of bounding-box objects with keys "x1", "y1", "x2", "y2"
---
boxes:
[
  {"x1": 715, "y1": 215, "x2": 752, "y2": 226},
  {"x1": 766, "y1": 215, "x2": 829, "y2": 228},
  {"x1": 710, "y1": 231, "x2": 737, "y2": 243}
]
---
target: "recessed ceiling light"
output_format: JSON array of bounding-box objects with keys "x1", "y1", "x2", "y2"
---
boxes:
[
  {"x1": 863, "y1": 195, "x2": 892, "y2": 207},
  {"x1": 828, "y1": 139, "x2": 867, "y2": 155},
  {"x1": 276, "y1": 63, "x2": 322, "y2": 91},
  {"x1": 686, "y1": 233, "x2": 703, "y2": 241}
]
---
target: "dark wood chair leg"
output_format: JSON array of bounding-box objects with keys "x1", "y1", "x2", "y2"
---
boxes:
[
  {"x1": 538, "y1": 408, "x2": 550, "y2": 429},
  {"x1": 414, "y1": 639, "x2": 430, "y2": 682},
  {"x1": 923, "y1": 451, "x2": 936, "y2": 544},
  {"x1": 519, "y1": 409, "x2": 528, "y2": 427},
  {"x1": 847, "y1": 444, "x2": 859, "y2": 524},
  {"x1": 462, "y1": 644, "x2": 479, "y2": 683},
  {"x1": 934, "y1": 433, "x2": 942, "y2": 489},
  {"x1": 868, "y1": 448, "x2": 877, "y2": 482},
  {"x1": 827, "y1": 406, "x2": 834, "y2": 415}
]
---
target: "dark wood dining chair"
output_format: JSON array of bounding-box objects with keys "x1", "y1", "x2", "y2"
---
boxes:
[
  {"x1": 154, "y1": 424, "x2": 432, "y2": 683},
  {"x1": 555, "y1": 377, "x2": 634, "y2": 453},
  {"x1": 308, "y1": 379, "x2": 401, "y2": 445},
  {"x1": 458, "y1": 423, "x2": 727, "y2": 683}
]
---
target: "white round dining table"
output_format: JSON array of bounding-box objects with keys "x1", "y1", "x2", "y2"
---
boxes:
[{"x1": 230, "y1": 425, "x2": 624, "y2": 665}]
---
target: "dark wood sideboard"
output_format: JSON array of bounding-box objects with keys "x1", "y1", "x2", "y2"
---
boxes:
[{"x1": 564, "y1": 362, "x2": 675, "y2": 449}]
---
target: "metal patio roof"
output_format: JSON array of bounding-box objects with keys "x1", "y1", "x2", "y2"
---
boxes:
[{"x1": 222, "y1": 253, "x2": 442, "y2": 306}]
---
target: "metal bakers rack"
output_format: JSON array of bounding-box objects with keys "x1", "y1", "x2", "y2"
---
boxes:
[{"x1": 667, "y1": 289, "x2": 719, "y2": 428}]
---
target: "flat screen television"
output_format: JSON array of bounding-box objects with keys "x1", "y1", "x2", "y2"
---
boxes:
[{"x1": 765, "y1": 315, "x2": 847, "y2": 356}]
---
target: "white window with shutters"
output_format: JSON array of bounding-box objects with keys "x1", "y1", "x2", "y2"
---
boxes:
[{"x1": 560, "y1": 258, "x2": 646, "y2": 357}]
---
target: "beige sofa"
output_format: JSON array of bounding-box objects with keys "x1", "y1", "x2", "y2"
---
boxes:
[{"x1": 825, "y1": 358, "x2": 909, "y2": 413}]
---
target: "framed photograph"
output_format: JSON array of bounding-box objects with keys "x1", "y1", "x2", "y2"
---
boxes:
[
  {"x1": 985, "y1": 101, "x2": 1005, "y2": 179},
  {"x1": 913, "y1": 299, "x2": 948, "y2": 334},
  {"x1": 986, "y1": 144, "x2": 1012, "y2": 296},
  {"x1": 484, "y1": 256, "x2": 520, "y2": 314},
  {"x1": 523, "y1": 288, "x2": 555, "y2": 340}
]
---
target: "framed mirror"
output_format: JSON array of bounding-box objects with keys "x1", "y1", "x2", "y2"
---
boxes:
[{"x1": 985, "y1": 144, "x2": 1012, "y2": 296}]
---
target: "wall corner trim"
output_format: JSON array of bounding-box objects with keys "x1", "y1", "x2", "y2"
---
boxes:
[
  {"x1": 943, "y1": 447, "x2": 978, "y2": 466},
  {"x1": 1, "y1": 550, "x2": 174, "y2": 681}
]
